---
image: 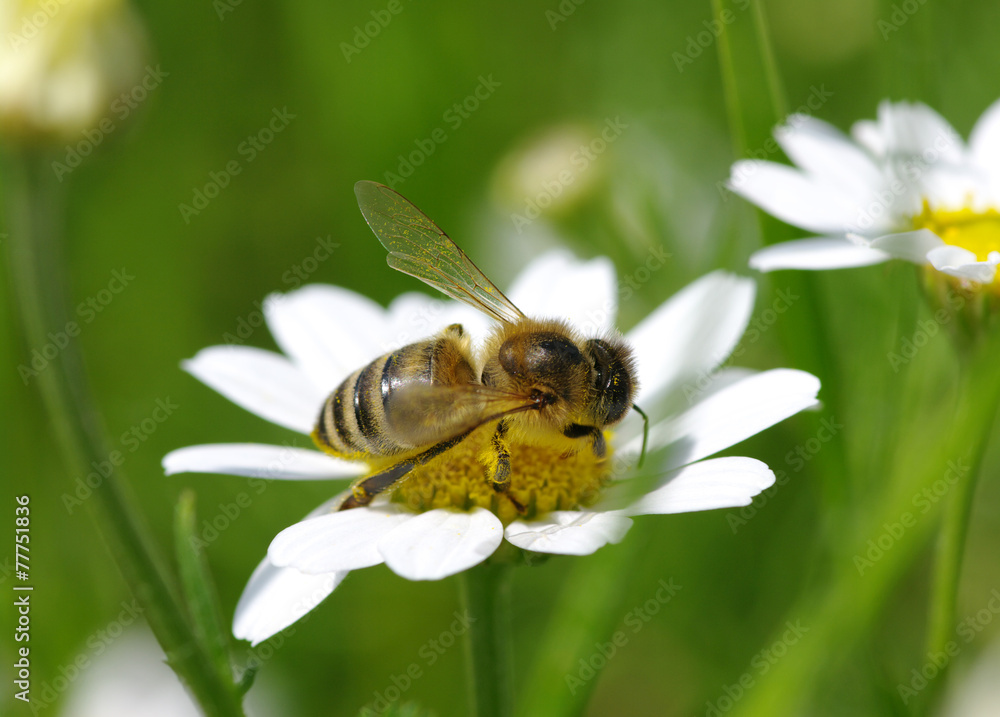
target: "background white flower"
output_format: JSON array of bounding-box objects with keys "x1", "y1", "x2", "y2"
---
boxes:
[
  {"x1": 0, "y1": 0, "x2": 146, "y2": 141},
  {"x1": 163, "y1": 250, "x2": 820, "y2": 645},
  {"x1": 940, "y1": 634, "x2": 1000, "y2": 717},
  {"x1": 59, "y1": 627, "x2": 280, "y2": 717},
  {"x1": 729, "y1": 98, "x2": 1000, "y2": 285}
]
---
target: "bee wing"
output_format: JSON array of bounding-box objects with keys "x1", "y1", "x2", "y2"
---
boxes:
[
  {"x1": 384, "y1": 382, "x2": 537, "y2": 448},
  {"x1": 338, "y1": 383, "x2": 544, "y2": 511},
  {"x1": 355, "y1": 180, "x2": 526, "y2": 325}
]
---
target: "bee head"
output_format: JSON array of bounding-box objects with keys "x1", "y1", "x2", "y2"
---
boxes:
[
  {"x1": 483, "y1": 323, "x2": 637, "y2": 430},
  {"x1": 489, "y1": 328, "x2": 586, "y2": 412},
  {"x1": 583, "y1": 337, "x2": 637, "y2": 426}
]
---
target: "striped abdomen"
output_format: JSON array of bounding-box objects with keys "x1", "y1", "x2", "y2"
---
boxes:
[{"x1": 312, "y1": 324, "x2": 475, "y2": 458}]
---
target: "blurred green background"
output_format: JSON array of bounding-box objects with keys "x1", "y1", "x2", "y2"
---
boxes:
[{"x1": 3, "y1": 0, "x2": 1000, "y2": 715}]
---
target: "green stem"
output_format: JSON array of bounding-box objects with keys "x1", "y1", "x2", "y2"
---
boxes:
[
  {"x1": 729, "y1": 326, "x2": 1000, "y2": 717},
  {"x1": 3, "y1": 149, "x2": 243, "y2": 716},
  {"x1": 460, "y1": 561, "x2": 515, "y2": 717},
  {"x1": 716, "y1": 0, "x2": 853, "y2": 531},
  {"x1": 514, "y1": 532, "x2": 643, "y2": 717},
  {"x1": 923, "y1": 362, "x2": 999, "y2": 710},
  {"x1": 750, "y1": 0, "x2": 788, "y2": 120},
  {"x1": 712, "y1": 0, "x2": 747, "y2": 158},
  {"x1": 923, "y1": 468, "x2": 979, "y2": 694}
]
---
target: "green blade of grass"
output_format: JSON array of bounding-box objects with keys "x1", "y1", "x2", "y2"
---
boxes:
[{"x1": 175, "y1": 489, "x2": 239, "y2": 689}]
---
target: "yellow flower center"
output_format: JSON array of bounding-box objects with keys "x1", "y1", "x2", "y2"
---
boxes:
[
  {"x1": 389, "y1": 428, "x2": 614, "y2": 525},
  {"x1": 913, "y1": 202, "x2": 1000, "y2": 280}
]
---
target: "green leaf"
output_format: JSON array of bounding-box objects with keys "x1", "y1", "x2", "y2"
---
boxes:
[
  {"x1": 174, "y1": 489, "x2": 239, "y2": 692},
  {"x1": 236, "y1": 663, "x2": 259, "y2": 697}
]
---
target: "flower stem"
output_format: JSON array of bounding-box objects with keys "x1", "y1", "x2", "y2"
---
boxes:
[
  {"x1": 459, "y1": 561, "x2": 515, "y2": 717},
  {"x1": 3, "y1": 149, "x2": 244, "y2": 716},
  {"x1": 750, "y1": 0, "x2": 788, "y2": 120},
  {"x1": 923, "y1": 359, "x2": 999, "y2": 710},
  {"x1": 515, "y1": 532, "x2": 643, "y2": 717},
  {"x1": 711, "y1": 0, "x2": 748, "y2": 159},
  {"x1": 726, "y1": 327, "x2": 1000, "y2": 717}
]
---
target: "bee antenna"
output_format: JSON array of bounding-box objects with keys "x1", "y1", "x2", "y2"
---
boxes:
[{"x1": 632, "y1": 403, "x2": 649, "y2": 469}]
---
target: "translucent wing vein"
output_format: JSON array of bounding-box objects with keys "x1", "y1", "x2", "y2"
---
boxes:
[{"x1": 355, "y1": 180, "x2": 525, "y2": 324}]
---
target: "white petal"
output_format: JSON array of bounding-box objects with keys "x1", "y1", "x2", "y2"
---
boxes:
[
  {"x1": 378, "y1": 508, "x2": 503, "y2": 581},
  {"x1": 264, "y1": 285, "x2": 390, "y2": 395},
  {"x1": 60, "y1": 629, "x2": 204, "y2": 717},
  {"x1": 384, "y1": 291, "x2": 491, "y2": 354},
  {"x1": 970, "y1": 97, "x2": 1000, "y2": 174},
  {"x1": 632, "y1": 368, "x2": 821, "y2": 469},
  {"x1": 749, "y1": 238, "x2": 891, "y2": 272},
  {"x1": 729, "y1": 161, "x2": 883, "y2": 234},
  {"x1": 232, "y1": 558, "x2": 345, "y2": 646},
  {"x1": 623, "y1": 457, "x2": 775, "y2": 516},
  {"x1": 627, "y1": 271, "x2": 755, "y2": 405},
  {"x1": 677, "y1": 366, "x2": 761, "y2": 413},
  {"x1": 268, "y1": 505, "x2": 411, "y2": 573},
  {"x1": 694, "y1": 367, "x2": 759, "y2": 400},
  {"x1": 507, "y1": 250, "x2": 618, "y2": 332},
  {"x1": 775, "y1": 114, "x2": 884, "y2": 195},
  {"x1": 162, "y1": 443, "x2": 365, "y2": 480},
  {"x1": 927, "y1": 246, "x2": 1000, "y2": 283},
  {"x1": 614, "y1": 367, "x2": 768, "y2": 459},
  {"x1": 876, "y1": 100, "x2": 965, "y2": 163},
  {"x1": 183, "y1": 346, "x2": 323, "y2": 434},
  {"x1": 869, "y1": 229, "x2": 944, "y2": 263},
  {"x1": 920, "y1": 165, "x2": 994, "y2": 212},
  {"x1": 851, "y1": 119, "x2": 885, "y2": 157},
  {"x1": 939, "y1": 638, "x2": 1000, "y2": 717},
  {"x1": 504, "y1": 511, "x2": 632, "y2": 555}
]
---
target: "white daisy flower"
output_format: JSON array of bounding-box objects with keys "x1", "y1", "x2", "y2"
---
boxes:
[
  {"x1": 729, "y1": 98, "x2": 1000, "y2": 287},
  {"x1": 941, "y1": 634, "x2": 1000, "y2": 717},
  {"x1": 163, "y1": 250, "x2": 820, "y2": 646},
  {"x1": 0, "y1": 0, "x2": 146, "y2": 141},
  {"x1": 60, "y1": 627, "x2": 280, "y2": 717}
]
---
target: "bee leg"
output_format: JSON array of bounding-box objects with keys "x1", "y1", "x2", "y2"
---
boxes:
[
  {"x1": 481, "y1": 422, "x2": 527, "y2": 514},
  {"x1": 481, "y1": 419, "x2": 512, "y2": 493},
  {"x1": 563, "y1": 423, "x2": 606, "y2": 459},
  {"x1": 506, "y1": 493, "x2": 527, "y2": 514},
  {"x1": 338, "y1": 430, "x2": 470, "y2": 511}
]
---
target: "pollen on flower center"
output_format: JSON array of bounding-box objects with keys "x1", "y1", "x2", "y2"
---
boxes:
[
  {"x1": 388, "y1": 427, "x2": 614, "y2": 525},
  {"x1": 914, "y1": 202, "x2": 1000, "y2": 271}
]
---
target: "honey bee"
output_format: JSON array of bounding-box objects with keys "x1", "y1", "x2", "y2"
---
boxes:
[{"x1": 314, "y1": 180, "x2": 646, "y2": 512}]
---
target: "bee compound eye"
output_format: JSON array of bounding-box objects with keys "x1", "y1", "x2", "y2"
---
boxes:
[
  {"x1": 585, "y1": 338, "x2": 633, "y2": 425},
  {"x1": 586, "y1": 339, "x2": 612, "y2": 391}
]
